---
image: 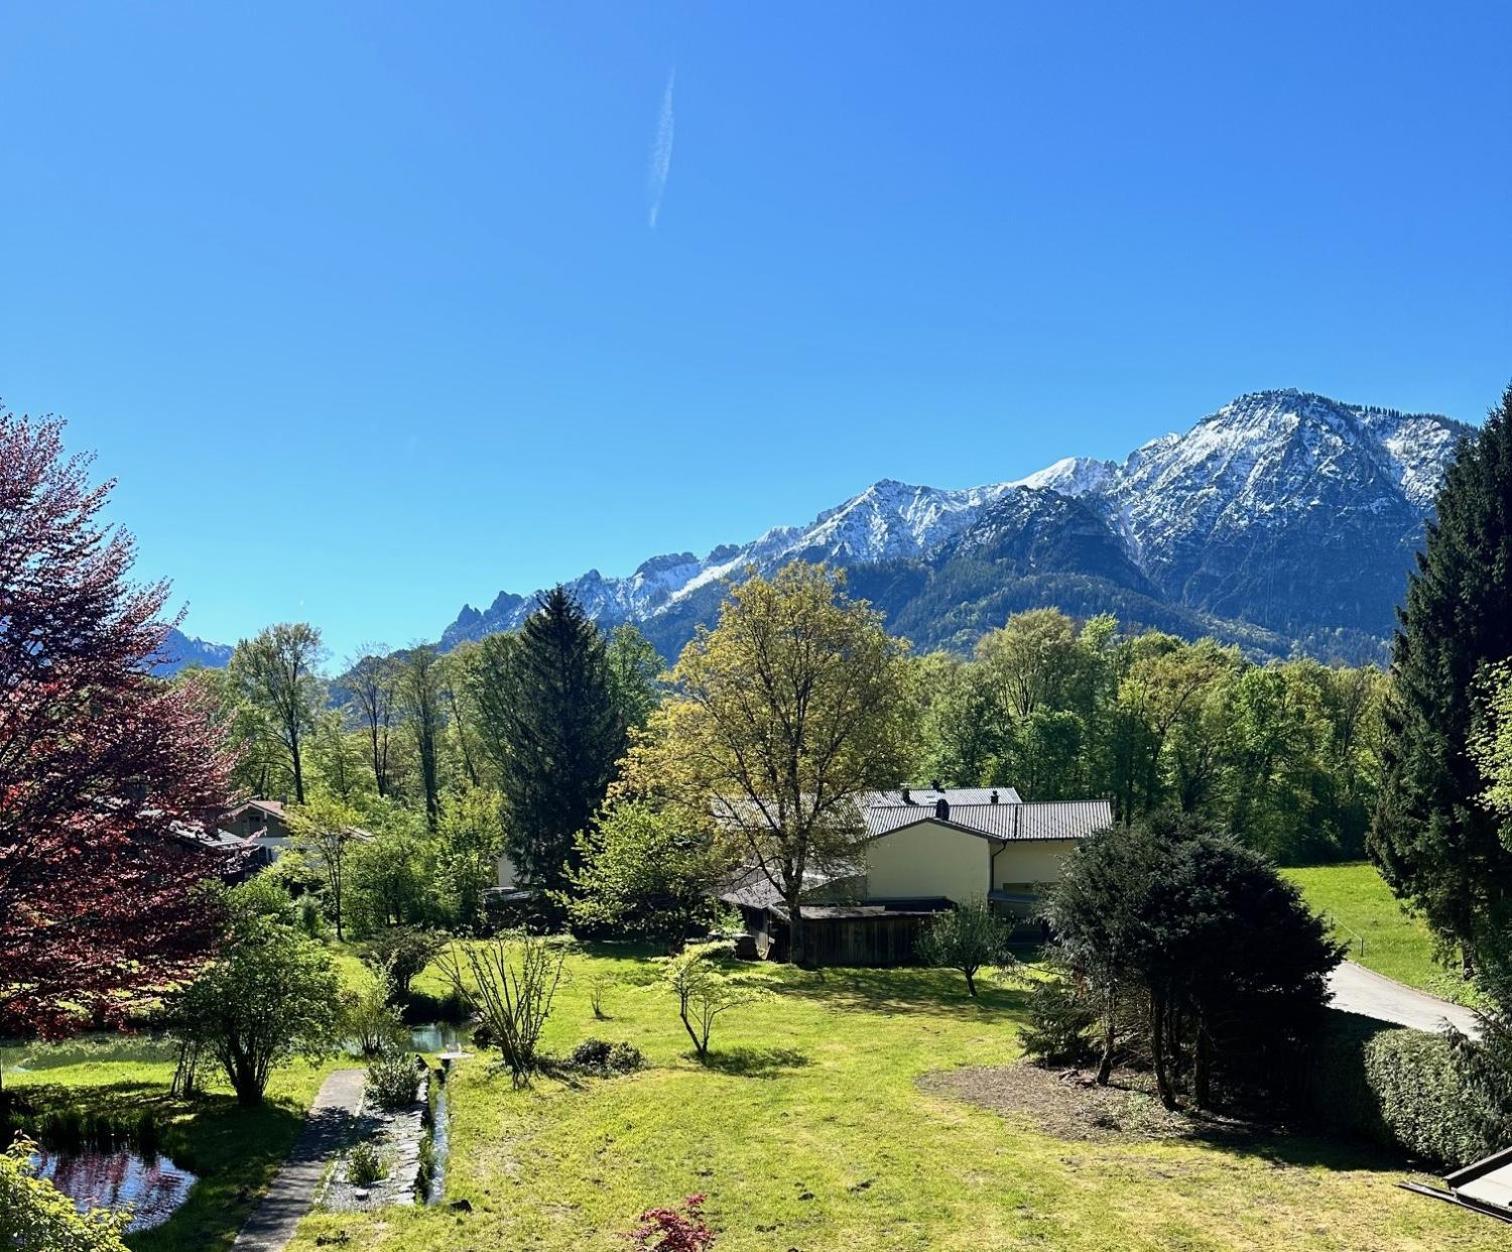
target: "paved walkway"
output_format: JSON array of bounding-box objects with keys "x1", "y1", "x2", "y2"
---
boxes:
[
  {"x1": 1328, "y1": 960, "x2": 1482, "y2": 1039},
  {"x1": 231, "y1": 1068, "x2": 366, "y2": 1252}
]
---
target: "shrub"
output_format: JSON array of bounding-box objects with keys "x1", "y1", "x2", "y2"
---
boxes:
[
  {"x1": 1, "y1": 1137, "x2": 129, "y2": 1252},
  {"x1": 569, "y1": 1038, "x2": 646, "y2": 1075},
  {"x1": 367, "y1": 1051, "x2": 421, "y2": 1109},
  {"x1": 344, "y1": 962, "x2": 407, "y2": 1059},
  {"x1": 437, "y1": 933, "x2": 569, "y2": 1085},
  {"x1": 1020, "y1": 975, "x2": 1097, "y2": 1066},
  {"x1": 916, "y1": 898, "x2": 1015, "y2": 997},
  {"x1": 1363, "y1": 1029, "x2": 1506, "y2": 1167},
  {"x1": 624, "y1": 1193, "x2": 716, "y2": 1251},
  {"x1": 360, "y1": 926, "x2": 445, "y2": 1002},
  {"x1": 1304, "y1": 1013, "x2": 1512, "y2": 1168},
  {"x1": 347, "y1": 1140, "x2": 387, "y2": 1186}
]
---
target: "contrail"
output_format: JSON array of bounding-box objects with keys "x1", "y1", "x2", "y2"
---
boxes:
[{"x1": 647, "y1": 69, "x2": 675, "y2": 228}]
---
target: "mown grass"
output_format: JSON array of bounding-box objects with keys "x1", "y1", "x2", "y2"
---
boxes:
[
  {"x1": 284, "y1": 944, "x2": 1501, "y2": 1252},
  {"x1": 1282, "y1": 862, "x2": 1479, "y2": 1005},
  {"x1": 2, "y1": 1050, "x2": 329, "y2": 1251}
]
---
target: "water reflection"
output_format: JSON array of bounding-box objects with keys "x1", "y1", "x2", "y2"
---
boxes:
[
  {"x1": 30, "y1": 1146, "x2": 198, "y2": 1232},
  {"x1": 408, "y1": 1022, "x2": 462, "y2": 1053}
]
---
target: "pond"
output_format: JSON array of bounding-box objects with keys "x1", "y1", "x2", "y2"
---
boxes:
[
  {"x1": 29, "y1": 1145, "x2": 198, "y2": 1232},
  {"x1": 407, "y1": 1022, "x2": 464, "y2": 1054}
]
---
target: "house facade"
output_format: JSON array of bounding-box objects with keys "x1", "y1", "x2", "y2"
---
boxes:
[{"x1": 721, "y1": 785, "x2": 1113, "y2": 966}]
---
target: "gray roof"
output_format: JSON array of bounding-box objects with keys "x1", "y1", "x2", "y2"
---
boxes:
[
  {"x1": 867, "y1": 786, "x2": 1023, "y2": 807},
  {"x1": 863, "y1": 799, "x2": 1113, "y2": 842},
  {"x1": 718, "y1": 863, "x2": 861, "y2": 911}
]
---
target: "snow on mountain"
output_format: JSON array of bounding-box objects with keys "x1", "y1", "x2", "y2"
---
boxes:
[{"x1": 439, "y1": 389, "x2": 1472, "y2": 659}]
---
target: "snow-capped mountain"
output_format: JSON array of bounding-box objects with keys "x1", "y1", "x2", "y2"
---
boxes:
[{"x1": 441, "y1": 390, "x2": 1473, "y2": 662}]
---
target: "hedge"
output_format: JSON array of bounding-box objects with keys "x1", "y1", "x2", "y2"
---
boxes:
[{"x1": 1306, "y1": 1009, "x2": 1509, "y2": 1169}]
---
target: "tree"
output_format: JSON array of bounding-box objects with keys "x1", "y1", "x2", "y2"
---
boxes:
[
  {"x1": 168, "y1": 878, "x2": 343, "y2": 1105},
  {"x1": 1, "y1": 1137, "x2": 129, "y2": 1252},
  {"x1": 434, "y1": 786, "x2": 505, "y2": 931},
  {"x1": 665, "y1": 941, "x2": 765, "y2": 1062},
  {"x1": 286, "y1": 795, "x2": 364, "y2": 942},
  {"x1": 346, "y1": 825, "x2": 432, "y2": 934},
  {"x1": 1372, "y1": 385, "x2": 1512, "y2": 975},
  {"x1": 1046, "y1": 817, "x2": 1339, "y2": 1109},
  {"x1": 230, "y1": 623, "x2": 324, "y2": 803},
  {"x1": 564, "y1": 801, "x2": 722, "y2": 948},
  {"x1": 346, "y1": 646, "x2": 399, "y2": 798},
  {"x1": 469, "y1": 588, "x2": 626, "y2": 902},
  {"x1": 606, "y1": 623, "x2": 665, "y2": 732},
  {"x1": 0, "y1": 411, "x2": 232, "y2": 1054},
  {"x1": 625, "y1": 564, "x2": 914, "y2": 965},
  {"x1": 916, "y1": 898, "x2": 1016, "y2": 997},
  {"x1": 399, "y1": 645, "x2": 446, "y2": 830}
]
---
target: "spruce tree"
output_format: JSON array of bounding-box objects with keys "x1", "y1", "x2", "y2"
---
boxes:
[
  {"x1": 495, "y1": 587, "x2": 626, "y2": 901},
  {"x1": 1370, "y1": 383, "x2": 1512, "y2": 969}
]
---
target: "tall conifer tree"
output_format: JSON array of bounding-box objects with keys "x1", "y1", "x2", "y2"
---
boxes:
[
  {"x1": 493, "y1": 588, "x2": 625, "y2": 900},
  {"x1": 1371, "y1": 384, "x2": 1512, "y2": 969}
]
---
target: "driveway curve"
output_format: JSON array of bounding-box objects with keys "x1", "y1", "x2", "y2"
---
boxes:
[{"x1": 1327, "y1": 960, "x2": 1482, "y2": 1039}]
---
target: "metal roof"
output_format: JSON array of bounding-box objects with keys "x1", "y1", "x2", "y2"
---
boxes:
[
  {"x1": 863, "y1": 799, "x2": 1113, "y2": 842},
  {"x1": 866, "y1": 786, "x2": 1023, "y2": 808}
]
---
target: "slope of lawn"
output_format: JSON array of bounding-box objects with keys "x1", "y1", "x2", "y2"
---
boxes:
[
  {"x1": 286, "y1": 945, "x2": 1500, "y2": 1252},
  {"x1": 1282, "y1": 862, "x2": 1478, "y2": 1006}
]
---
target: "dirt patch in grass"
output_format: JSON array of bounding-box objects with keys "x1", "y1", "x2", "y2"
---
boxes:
[{"x1": 921, "y1": 1062, "x2": 1264, "y2": 1146}]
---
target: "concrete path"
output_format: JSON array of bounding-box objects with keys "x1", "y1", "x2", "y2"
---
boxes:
[
  {"x1": 1328, "y1": 960, "x2": 1482, "y2": 1039},
  {"x1": 231, "y1": 1068, "x2": 365, "y2": 1252}
]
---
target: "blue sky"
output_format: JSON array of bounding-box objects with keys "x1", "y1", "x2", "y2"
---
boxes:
[{"x1": 3, "y1": 3, "x2": 1509, "y2": 662}]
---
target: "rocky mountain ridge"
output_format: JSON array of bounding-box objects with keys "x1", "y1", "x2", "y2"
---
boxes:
[{"x1": 439, "y1": 390, "x2": 1473, "y2": 663}]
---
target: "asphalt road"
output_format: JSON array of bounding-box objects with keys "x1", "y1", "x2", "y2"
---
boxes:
[{"x1": 1328, "y1": 960, "x2": 1482, "y2": 1039}]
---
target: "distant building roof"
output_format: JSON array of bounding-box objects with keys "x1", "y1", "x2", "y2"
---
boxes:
[
  {"x1": 864, "y1": 799, "x2": 1114, "y2": 842},
  {"x1": 867, "y1": 786, "x2": 1023, "y2": 808},
  {"x1": 228, "y1": 798, "x2": 286, "y2": 818},
  {"x1": 718, "y1": 863, "x2": 861, "y2": 912}
]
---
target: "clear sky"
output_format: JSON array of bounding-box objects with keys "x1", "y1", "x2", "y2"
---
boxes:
[{"x1": 3, "y1": 2, "x2": 1509, "y2": 661}]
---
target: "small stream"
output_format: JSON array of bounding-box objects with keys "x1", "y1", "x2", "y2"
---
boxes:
[{"x1": 425, "y1": 1074, "x2": 450, "y2": 1204}]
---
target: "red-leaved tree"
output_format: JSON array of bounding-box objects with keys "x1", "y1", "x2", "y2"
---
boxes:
[{"x1": 0, "y1": 409, "x2": 234, "y2": 1059}]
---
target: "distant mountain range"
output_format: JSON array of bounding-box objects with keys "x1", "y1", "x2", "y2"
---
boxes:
[
  {"x1": 439, "y1": 390, "x2": 1472, "y2": 665},
  {"x1": 150, "y1": 628, "x2": 234, "y2": 677},
  {"x1": 166, "y1": 389, "x2": 1474, "y2": 672}
]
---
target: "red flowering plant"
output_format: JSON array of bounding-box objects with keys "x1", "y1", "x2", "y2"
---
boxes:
[{"x1": 622, "y1": 1194, "x2": 716, "y2": 1252}]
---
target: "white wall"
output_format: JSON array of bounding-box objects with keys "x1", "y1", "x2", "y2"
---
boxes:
[
  {"x1": 992, "y1": 839, "x2": 1081, "y2": 889},
  {"x1": 497, "y1": 851, "x2": 518, "y2": 889},
  {"x1": 863, "y1": 821, "x2": 990, "y2": 902}
]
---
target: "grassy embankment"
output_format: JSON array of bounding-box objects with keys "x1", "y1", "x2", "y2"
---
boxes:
[{"x1": 1282, "y1": 861, "x2": 1479, "y2": 1006}]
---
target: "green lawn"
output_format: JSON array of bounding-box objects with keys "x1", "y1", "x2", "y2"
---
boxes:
[
  {"x1": 277, "y1": 945, "x2": 1499, "y2": 1252},
  {"x1": 1282, "y1": 862, "x2": 1478, "y2": 1005},
  {"x1": 2, "y1": 1047, "x2": 330, "y2": 1251}
]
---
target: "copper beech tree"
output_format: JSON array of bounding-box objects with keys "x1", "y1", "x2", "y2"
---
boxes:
[{"x1": 0, "y1": 410, "x2": 233, "y2": 1054}]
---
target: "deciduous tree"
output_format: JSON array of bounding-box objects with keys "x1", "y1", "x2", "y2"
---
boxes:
[
  {"x1": 0, "y1": 411, "x2": 232, "y2": 1056},
  {"x1": 230, "y1": 622, "x2": 324, "y2": 803},
  {"x1": 625, "y1": 564, "x2": 913, "y2": 964}
]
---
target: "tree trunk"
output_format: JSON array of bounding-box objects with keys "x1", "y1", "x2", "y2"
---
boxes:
[
  {"x1": 1193, "y1": 1014, "x2": 1212, "y2": 1109},
  {"x1": 291, "y1": 732, "x2": 306, "y2": 804},
  {"x1": 964, "y1": 968, "x2": 977, "y2": 997},
  {"x1": 1150, "y1": 991, "x2": 1177, "y2": 1110},
  {"x1": 1096, "y1": 986, "x2": 1116, "y2": 1085},
  {"x1": 788, "y1": 899, "x2": 806, "y2": 967}
]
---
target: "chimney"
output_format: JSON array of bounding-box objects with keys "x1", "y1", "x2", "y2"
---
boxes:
[
  {"x1": 990, "y1": 789, "x2": 999, "y2": 805},
  {"x1": 901, "y1": 786, "x2": 912, "y2": 805},
  {"x1": 935, "y1": 796, "x2": 950, "y2": 821},
  {"x1": 931, "y1": 778, "x2": 942, "y2": 793}
]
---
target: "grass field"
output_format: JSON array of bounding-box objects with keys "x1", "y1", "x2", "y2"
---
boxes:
[
  {"x1": 276, "y1": 945, "x2": 1500, "y2": 1252},
  {"x1": 1282, "y1": 862, "x2": 1478, "y2": 1005},
  {"x1": 2, "y1": 1046, "x2": 330, "y2": 1252}
]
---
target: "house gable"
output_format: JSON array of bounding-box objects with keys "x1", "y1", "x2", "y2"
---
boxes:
[{"x1": 863, "y1": 819, "x2": 990, "y2": 904}]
